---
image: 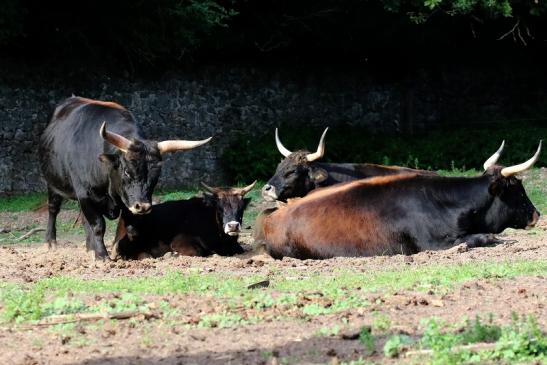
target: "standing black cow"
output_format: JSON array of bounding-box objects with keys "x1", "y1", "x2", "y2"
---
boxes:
[
  {"x1": 39, "y1": 96, "x2": 212, "y2": 259},
  {"x1": 262, "y1": 128, "x2": 435, "y2": 202},
  {"x1": 112, "y1": 181, "x2": 257, "y2": 259}
]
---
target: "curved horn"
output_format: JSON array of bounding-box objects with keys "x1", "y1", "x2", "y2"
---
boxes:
[
  {"x1": 157, "y1": 137, "x2": 212, "y2": 154},
  {"x1": 483, "y1": 140, "x2": 505, "y2": 170},
  {"x1": 200, "y1": 181, "x2": 220, "y2": 194},
  {"x1": 100, "y1": 121, "x2": 132, "y2": 153},
  {"x1": 501, "y1": 140, "x2": 542, "y2": 177},
  {"x1": 238, "y1": 180, "x2": 257, "y2": 196},
  {"x1": 306, "y1": 127, "x2": 329, "y2": 162},
  {"x1": 275, "y1": 128, "x2": 292, "y2": 157}
]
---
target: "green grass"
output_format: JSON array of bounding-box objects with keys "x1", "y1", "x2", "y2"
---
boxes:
[
  {"x1": 376, "y1": 314, "x2": 547, "y2": 364},
  {"x1": 413, "y1": 314, "x2": 546, "y2": 364},
  {"x1": 1, "y1": 260, "x2": 545, "y2": 324},
  {"x1": 0, "y1": 193, "x2": 47, "y2": 212},
  {"x1": 522, "y1": 169, "x2": 547, "y2": 214},
  {"x1": 0, "y1": 193, "x2": 81, "y2": 213}
]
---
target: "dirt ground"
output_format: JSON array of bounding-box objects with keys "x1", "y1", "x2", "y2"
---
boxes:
[{"x1": 0, "y1": 209, "x2": 546, "y2": 365}]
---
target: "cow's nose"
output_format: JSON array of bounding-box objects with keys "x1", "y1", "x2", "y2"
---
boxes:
[
  {"x1": 224, "y1": 221, "x2": 241, "y2": 236},
  {"x1": 130, "y1": 202, "x2": 152, "y2": 215},
  {"x1": 262, "y1": 184, "x2": 278, "y2": 201}
]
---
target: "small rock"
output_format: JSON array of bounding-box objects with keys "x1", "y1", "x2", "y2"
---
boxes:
[
  {"x1": 431, "y1": 299, "x2": 444, "y2": 307},
  {"x1": 339, "y1": 326, "x2": 369, "y2": 340},
  {"x1": 247, "y1": 279, "x2": 270, "y2": 289}
]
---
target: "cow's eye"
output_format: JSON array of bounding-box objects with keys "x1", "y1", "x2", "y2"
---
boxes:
[{"x1": 123, "y1": 170, "x2": 130, "y2": 178}]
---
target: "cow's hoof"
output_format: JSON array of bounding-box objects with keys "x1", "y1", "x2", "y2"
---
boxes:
[
  {"x1": 137, "y1": 252, "x2": 153, "y2": 260},
  {"x1": 44, "y1": 240, "x2": 57, "y2": 250},
  {"x1": 110, "y1": 242, "x2": 121, "y2": 261},
  {"x1": 93, "y1": 253, "x2": 112, "y2": 262}
]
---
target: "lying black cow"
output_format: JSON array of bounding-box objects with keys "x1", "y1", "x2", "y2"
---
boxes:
[
  {"x1": 39, "y1": 96, "x2": 212, "y2": 259},
  {"x1": 112, "y1": 181, "x2": 257, "y2": 259},
  {"x1": 262, "y1": 128, "x2": 435, "y2": 202},
  {"x1": 259, "y1": 142, "x2": 542, "y2": 259}
]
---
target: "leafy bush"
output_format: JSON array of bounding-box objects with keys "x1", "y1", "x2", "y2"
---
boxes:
[
  {"x1": 222, "y1": 122, "x2": 546, "y2": 183},
  {"x1": 384, "y1": 334, "x2": 414, "y2": 357},
  {"x1": 359, "y1": 327, "x2": 376, "y2": 354},
  {"x1": 418, "y1": 314, "x2": 546, "y2": 364}
]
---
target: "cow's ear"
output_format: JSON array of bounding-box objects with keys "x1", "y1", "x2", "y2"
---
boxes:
[
  {"x1": 309, "y1": 167, "x2": 328, "y2": 183},
  {"x1": 202, "y1": 192, "x2": 216, "y2": 206},
  {"x1": 99, "y1": 154, "x2": 119, "y2": 167}
]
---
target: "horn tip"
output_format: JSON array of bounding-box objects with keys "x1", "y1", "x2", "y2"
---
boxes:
[{"x1": 99, "y1": 121, "x2": 106, "y2": 137}]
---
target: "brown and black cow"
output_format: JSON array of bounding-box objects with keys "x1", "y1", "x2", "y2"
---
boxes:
[
  {"x1": 262, "y1": 128, "x2": 435, "y2": 202},
  {"x1": 39, "y1": 96, "x2": 212, "y2": 259},
  {"x1": 258, "y1": 141, "x2": 542, "y2": 259},
  {"x1": 112, "y1": 181, "x2": 257, "y2": 259}
]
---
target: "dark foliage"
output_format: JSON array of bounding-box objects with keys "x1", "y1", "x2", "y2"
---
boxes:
[
  {"x1": 2, "y1": 1, "x2": 547, "y2": 70},
  {"x1": 222, "y1": 122, "x2": 547, "y2": 182}
]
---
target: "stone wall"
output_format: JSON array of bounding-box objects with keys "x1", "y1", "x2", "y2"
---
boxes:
[{"x1": 1, "y1": 65, "x2": 545, "y2": 193}]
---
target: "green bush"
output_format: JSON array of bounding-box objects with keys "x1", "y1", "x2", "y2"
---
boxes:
[{"x1": 222, "y1": 122, "x2": 547, "y2": 182}]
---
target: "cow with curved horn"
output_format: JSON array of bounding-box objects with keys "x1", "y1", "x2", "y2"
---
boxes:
[
  {"x1": 39, "y1": 96, "x2": 212, "y2": 260},
  {"x1": 260, "y1": 141, "x2": 542, "y2": 260},
  {"x1": 262, "y1": 127, "x2": 436, "y2": 202},
  {"x1": 112, "y1": 181, "x2": 257, "y2": 259}
]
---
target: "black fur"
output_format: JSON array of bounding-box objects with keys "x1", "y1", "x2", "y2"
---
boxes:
[
  {"x1": 264, "y1": 150, "x2": 435, "y2": 202},
  {"x1": 39, "y1": 96, "x2": 163, "y2": 259},
  {"x1": 115, "y1": 191, "x2": 251, "y2": 259}
]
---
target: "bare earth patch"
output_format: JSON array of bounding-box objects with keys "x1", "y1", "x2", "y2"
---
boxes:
[{"x1": 0, "y1": 211, "x2": 545, "y2": 364}]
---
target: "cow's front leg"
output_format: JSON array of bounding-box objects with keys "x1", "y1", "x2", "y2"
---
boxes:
[
  {"x1": 82, "y1": 218, "x2": 94, "y2": 252},
  {"x1": 45, "y1": 187, "x2": 64, "y2": 248},
  {"x1": 455, "y1": 234, "x2": 501, "y2": 248},
  {"x1": 80, "y1": 199, "x2": 110, "y2": 260}
]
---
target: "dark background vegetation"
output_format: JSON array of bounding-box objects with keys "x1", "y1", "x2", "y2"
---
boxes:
[
  {"x1": 3, "y1": 0, "x2": 547, "y2": 70},
  {"x1": 1, "y1": 0, "x2": 546, "y2": 183}
]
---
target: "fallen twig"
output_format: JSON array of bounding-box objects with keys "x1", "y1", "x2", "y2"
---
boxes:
[
  {"x1": 72, "y1": 210, "x2": 82, "y2": 229},
  {"x1": 19, "y1": 310, "x2": 160, "y2": 329},
  {"x1": 16, "y1": 228, "x2": 45, "y2": 242}
]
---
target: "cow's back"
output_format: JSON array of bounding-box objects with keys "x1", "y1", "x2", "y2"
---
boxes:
[
  {"x1": 263, "y1": 175, "x2": 425, "y2": 259},
  {"x1": 121, "y1": 199, "x2": 213, "y2": 244},
  {"x1": 39, "y1": 97, "x2": 141, "y2": 196}
]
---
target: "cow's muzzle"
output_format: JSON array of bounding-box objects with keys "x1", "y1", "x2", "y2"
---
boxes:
[
  {"x1": 224, "y1": 221, "x2": 241, "y2": 236},
  {"x1": 262, "y1": 184, "x2": 278, "y2": 202},
  {"x1": 526, "y1": 210, "x2": 540, "y2": 229},
  {"x1": 129, "y1": 202, "x2": 152, "y2": 215}
]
